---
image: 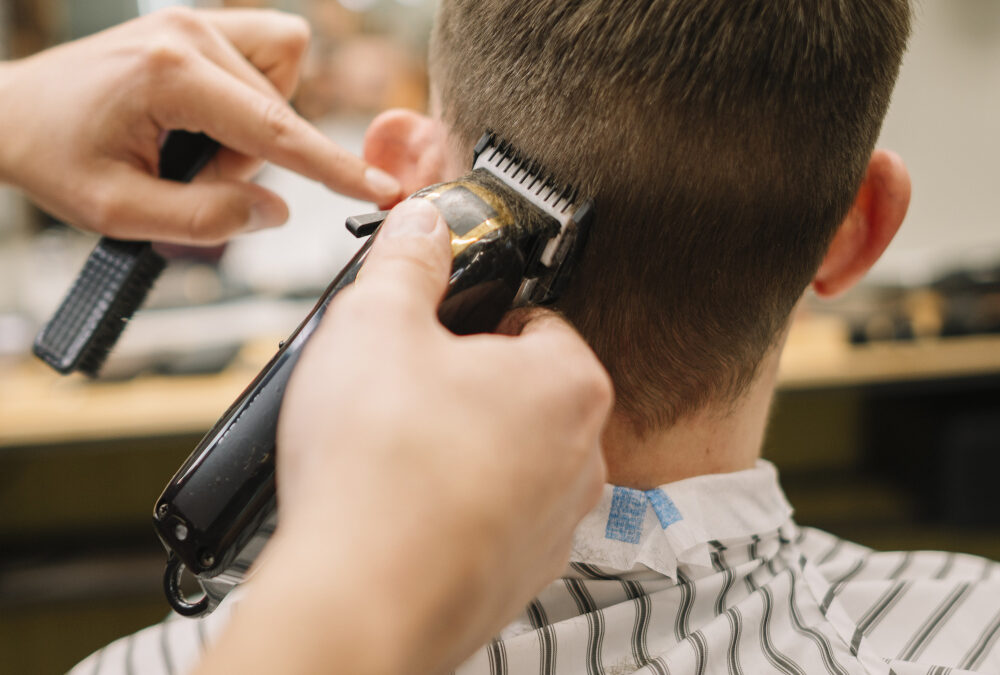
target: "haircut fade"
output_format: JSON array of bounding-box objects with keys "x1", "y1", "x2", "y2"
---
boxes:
[{"x1": 431, "y1": 0, "x2": 911, "y2": 432}]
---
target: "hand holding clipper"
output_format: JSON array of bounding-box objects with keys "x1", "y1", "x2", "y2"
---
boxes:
[
  {"x1": 193, "y1": 199, "x2": 611, "y2": 675},
  {"x1": 152, "y1": 134, "x2": 595, "y2": 616}
]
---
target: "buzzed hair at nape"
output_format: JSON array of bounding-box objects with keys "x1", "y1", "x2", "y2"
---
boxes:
[{"x1": 431, "y1": 0, "x2": 911, "y2": 432}]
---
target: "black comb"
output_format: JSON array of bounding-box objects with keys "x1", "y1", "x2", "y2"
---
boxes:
[{"x1": 33, "y1": 131, "x2": 220, "y2": 376}]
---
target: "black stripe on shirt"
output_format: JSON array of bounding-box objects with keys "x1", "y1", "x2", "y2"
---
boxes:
[
  {"x1": 675, "y1": 569, "x2": 696, "y2": 641},
  {"x1": 689, "y1": 629, "x2": 708, "y2": 675},
  {"x1": 527, "y1": 600, "x2": 556, "y2": 675},
  {"x1": 889, "y1": 552, "x2": 913, "y2": 580},
  {"x1": 487, "y1": 638, "x2": 507, "y2": 675},
  {"x1": 784, "y1": 567, "x2": 849, "y2": 675},
  {"x1": 817, "y1": 538, "x2": 844, "y2": 566},
  {"x1": 573, "y1": 562, "x2": 617, "y2": 581},
  {"x1": 564, "y1": 578, "x2": 604, "y2": 675},
  {"x1": 897, "y1": 583, "x2": 972, "y2": 662},
  {"x1": 648, "y1": 657, "x2": 671, "y2": 675},
  {"x1": 710, "y1": 543, "x2": 736, "y2": 617},
  {"x1": 850, "y1": 581, "x2": 909, "y2": 656},
  {"x1": 820, "y1": 556, "x2": 867, "y2": 614},
  {"x1": 573, "y1": 561, "x2": 654, "y2": 671},
  {"x1": 758, "y1": 584, "x2": 807, "y2": 675},
  {"x1": 622, "y1": 580, "x2": 652, "y2": 667},
  {"x1": 724, "y1": 607, "x2": 744, "y2": 675},
  {"x1": 959, "y1": 606, "x2": 1000, "y2": 670},
  {"x1": 933, "y1": 553, "x2": 956, "y2": 580},
  {"x1": 744, "y1": 535, "x2": 763, "y2": 593}
]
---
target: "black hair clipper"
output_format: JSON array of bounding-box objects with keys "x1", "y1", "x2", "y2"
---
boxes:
[{"x1": 151, "y1": 133, "x2": 593, "y2": 617}]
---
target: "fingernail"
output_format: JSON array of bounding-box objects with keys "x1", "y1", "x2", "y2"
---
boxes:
[
  {"x1": 381, "y1": 199, "x2": 440, "y2": 238},
  {"x1": 364, "y1": 166, "x2": 402, "y2": 201},
  {"x1": 246, "y1": 200, "x2": 287, "y2": 232}
]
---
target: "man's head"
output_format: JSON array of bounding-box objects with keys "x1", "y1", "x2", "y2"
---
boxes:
[{"x1": 365, "y1": 0, "x2": 912, "y2": 433}]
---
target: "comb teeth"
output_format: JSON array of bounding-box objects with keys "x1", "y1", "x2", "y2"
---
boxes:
[
  {"x1": 479, "y1": 133, "x2": 580, "y2": 217},
  {"x1": 33, "y1": 240, "x2": 166, "y2": 376}
]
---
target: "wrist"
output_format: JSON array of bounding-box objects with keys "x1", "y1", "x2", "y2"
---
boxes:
[
  {"x1": 195, "y1": 514, "x2": 496, "y2": 675},
  {"x1": 269, "y1": 518, "x2": 493, "y2": 673}
]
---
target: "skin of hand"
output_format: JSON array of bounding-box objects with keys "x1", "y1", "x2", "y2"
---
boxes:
[
  {"x1": 193, "y1": 199, "x2": 612, "y2": 675},
  {"x1": 0, "y1": 7, "x2": 402, "y2": 244}
]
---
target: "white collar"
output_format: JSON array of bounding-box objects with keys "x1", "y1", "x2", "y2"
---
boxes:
[{"x1": 568, "y1": 460, "x2": 793, "y2": 580}]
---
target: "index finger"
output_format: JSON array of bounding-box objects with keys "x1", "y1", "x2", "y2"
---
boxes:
[{"x1": 164, "y1": 57, "x2": 402, "y2": 204}]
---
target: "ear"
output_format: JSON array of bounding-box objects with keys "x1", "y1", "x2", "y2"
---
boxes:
[
  {"x1": 363, "y1": 109, "x2": 450, "y2": 208},
  {"x1": 812, "y1": 149, "x2": 911, "y2": 298}
]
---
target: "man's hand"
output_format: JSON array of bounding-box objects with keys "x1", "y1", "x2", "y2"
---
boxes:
[
  {"x1": 0, "y1": 8, "x2": 402, "y2": 244},
  {"x1": 196, "y1": 199, "x2": 612, "y2": 675}
]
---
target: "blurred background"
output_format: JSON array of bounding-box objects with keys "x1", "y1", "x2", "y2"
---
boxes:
[{"x1": 0, "y1": 0, "x2": 998, "y2": 672}]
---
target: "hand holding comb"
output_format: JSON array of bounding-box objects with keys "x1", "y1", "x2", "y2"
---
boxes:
[{"x1": 33, "y1": 131, "x2": 220, "y2": 376}]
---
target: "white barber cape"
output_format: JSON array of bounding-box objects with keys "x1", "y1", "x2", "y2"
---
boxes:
[{"x1": 71, "y1": 461, "x2": 1000, "y2": 675}]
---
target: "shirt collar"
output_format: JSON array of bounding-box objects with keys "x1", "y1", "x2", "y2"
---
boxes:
[{"x1": 568, "y1": 459, "x2": 793, "y2": 580}]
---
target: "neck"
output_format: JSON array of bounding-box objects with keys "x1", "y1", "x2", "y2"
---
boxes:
[{"x1": 601, "y1": 348, "x2": 782, "y2": 490}]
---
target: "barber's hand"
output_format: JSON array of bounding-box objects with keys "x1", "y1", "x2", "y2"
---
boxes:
[
  {"x1": 197, "y1": 199, "x2": 611, "y2": 675},
  {"x1": 0, "y1": 8, "x2": 402, "y2": 244}
]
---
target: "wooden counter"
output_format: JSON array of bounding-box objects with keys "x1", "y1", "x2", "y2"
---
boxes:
[{"x1": 2, "y1": 323, "x2": 1000, "y2": 448}]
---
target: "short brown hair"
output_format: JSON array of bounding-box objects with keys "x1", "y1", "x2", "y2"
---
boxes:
[{"x1": 431, "y1": 1, "x2": 911, "y2": 432}]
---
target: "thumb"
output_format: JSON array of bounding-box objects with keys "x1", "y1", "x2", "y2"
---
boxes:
[
  {"x1": 93, "y1": 167, "x2": 287, "y2": 245},
  {"x1": 354, "y1": 199, "x2": 452, "y2": 314}
]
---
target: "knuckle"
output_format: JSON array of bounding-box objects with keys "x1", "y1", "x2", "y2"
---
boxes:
[
  {"x1": 553, "y1": 350, "x2": 612, "y2": 420},
  {"x1": 588, "y1": 367, "x2": 615, "y2": 412},
  {"x1": 142, "y1": 40, "x2": 189, "y2": 75},
  {"x1": 85, "y1": 186, "x2": 126, "y2": 232},
  {"x1": 533, "y1": 336, "x2": 611, "y2": 414},
  {"x1": 184, "y1": 198, "x2": 230, "y2": 245},
  {"x1": 260, "y1": 99, "x2": 295, "y2": 144}
]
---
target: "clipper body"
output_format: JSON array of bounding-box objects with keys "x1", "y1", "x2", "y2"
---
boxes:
[{"x1": 153, "y1": 135, "x2": 593, "y2": 616}]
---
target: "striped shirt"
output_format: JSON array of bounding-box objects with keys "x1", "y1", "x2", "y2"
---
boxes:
[{"x1": 71, "y1": 461, "x2": 1000, "y2": 675}]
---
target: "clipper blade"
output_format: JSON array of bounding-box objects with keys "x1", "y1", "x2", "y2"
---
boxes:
[{"x1": 472, "y1": 133, "x2": 593, "y2": 305}]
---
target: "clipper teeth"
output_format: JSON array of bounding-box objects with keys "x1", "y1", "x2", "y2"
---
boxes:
[
  {"x1": 472, "y1": 131, "x2": 595, "y2": 306},
  {"x1": 480, "y1": 132, "x2": 579, "y2": 215}
]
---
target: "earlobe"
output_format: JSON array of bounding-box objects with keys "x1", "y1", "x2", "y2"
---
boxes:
[
  {"x1": 812, "y1": 149, "x2": 911, "y2": 298},
  {"x1": 363, "y1": 109, "x2": 449, "y2": 207}
]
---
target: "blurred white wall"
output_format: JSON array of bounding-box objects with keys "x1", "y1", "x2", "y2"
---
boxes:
[{"x1": 874, "y1": 0, "x2": 1000, "y2": 282}]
